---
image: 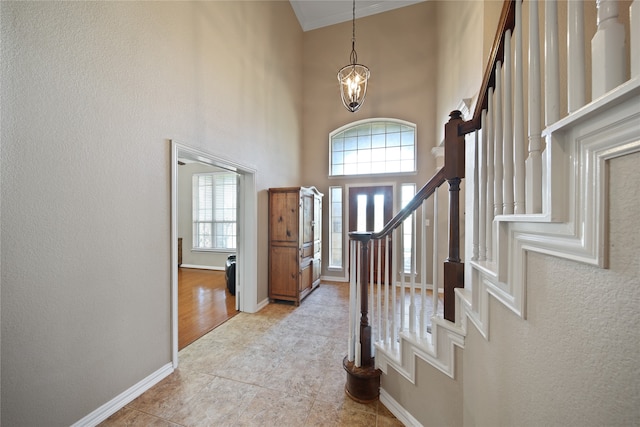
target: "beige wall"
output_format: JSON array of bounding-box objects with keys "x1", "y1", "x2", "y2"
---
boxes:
[
  {"x1": 302, "y1": 1, "x2": 439, "y2": 281},
  {"x1": 383, "y1": 348, "x2": 464, "y2": 426},
  {"x1": 435, "y1": 0, "x2": 484, "y2": 142},
  {"x1": 463, "y1": 151, "x2": 640, "y2": 426},
  {"x1": 0, "y1": 1, "x2": 302, "y2": 425}
]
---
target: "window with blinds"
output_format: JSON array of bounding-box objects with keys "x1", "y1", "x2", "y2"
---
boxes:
[{"x1": 192, "y1": 172, "x2": 237, "y2": 250}]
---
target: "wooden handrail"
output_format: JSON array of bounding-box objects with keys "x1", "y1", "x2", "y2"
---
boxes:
[
  {"x1": 369, "y1": 108, "x2": 468, "y2": 241},
  {"x1": 370, "y1": 167, "x2": 447, "y2": 240}
]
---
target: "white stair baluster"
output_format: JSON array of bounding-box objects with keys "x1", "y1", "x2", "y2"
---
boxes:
[
  {"x1": 632, "y1": 0, "x2": 640, "y2": 78},
  {"x1": 486, "y1": 88, "x2": 495, "y2": 261},
  {"x1": 568, "y1": 0, "x2": 586, "y2": 112},
  {"x1": 409, "y1": 213, "x2": 416, "y2": 334},
  {"x1": 400, "y1": 224, "x2": 406, "y2": 332},
  {"x1": 370, "y1": 240, "x2": 375, "y2": 355},
  {"x1": 421, "y1": 200, "x2": 427, "y2": 338},
  {"x1": 348, "y1": 240, "x2": 356, "y2": 362},
  {"x1": 514, "y1": 0, "x2": 526, "y2": 214},
  {"x1": 432, "y1": 190, "x2": 439, "y2": 321},
  {"x1": 479, "y1": 110, "x2": 487, "y2": 260},
  {"x1": 494, "y1": 60, "x2": 504, "y2": 217},
  {"x1": 503, "y1": 33, "x2": 514, "y2": 215},
  {"x1": 527, "y1": 0, "x2": 543, "y2": 214},
  {"x1": 392, "y1": 229, "x2": 399, "y2": 350},
  {"x1": 384, "y1": 235, "x2": 390, "y2": 346},
  {"x1": 377, "y1": 239, "x2": 382, "y2": 347},
  {"x1": 545, "y1": 0, "x2": 560, "y2": 125},
  {"x1": 355, "y1": 241, "x2": 361, "y2": 367},
  {"x1": 592, "y1": 0, "x2": 627, "y2": 99},
  {"x1": 473, "y1": 126, "x2": 481, "y2": 258}
]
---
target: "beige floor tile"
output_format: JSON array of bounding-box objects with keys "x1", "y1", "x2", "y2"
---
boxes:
[
  {"x1": 377, "y1": 414, "x2": 405, "y2": 427},
  {"x1": 178, "y1": 341, "x2": 242, "y2": 376},
  {"x1": 305, "y1": 399, "x2": 377, "y2": 427},
  {"x1": 167, "y1": 376, "x2": 259, "y2": 426},
  {"x1": 102, "y1": 283, "x2": 404, "y2": 427},
  {"x1": 210, "y1": 343, "x2": 284, "y2": 387},
  {"x1": 235, "y1": 387, "x2": 315, "y2": 427},
  {"x1": 100, "y1": 406, "x2": 181, "y2": 426},
  {"x1": 265, "y1": 357, "x2": 327, "y2": 399},
  {"x1": 127, "y1": 368, "x2": 215, "y2": 419}
]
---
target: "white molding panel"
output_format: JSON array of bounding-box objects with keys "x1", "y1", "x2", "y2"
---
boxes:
[{"x1": 375, "y1": 79, "x2": 640, "y2": 388}]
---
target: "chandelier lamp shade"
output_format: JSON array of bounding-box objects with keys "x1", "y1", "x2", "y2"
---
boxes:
[{"x1": 337, "y1": 0, "x2": 370, "y2": 112}]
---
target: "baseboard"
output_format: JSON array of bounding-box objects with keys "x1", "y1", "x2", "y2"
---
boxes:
[
  {"x1": 70, "y1": 363, "x2": 174, "y2": 427},
  {"x1": 255, "y1": 297, "x2": 270, "y2": 312},
  {"x1": 179, "y1": 264, "x2": 224, "y2": 271},
  {"x1": 320, "y1": 274, "x2": 348, "y2": 283},
  {"x1": 379, "y1": 388, "x2": 424, "y2": 427}
]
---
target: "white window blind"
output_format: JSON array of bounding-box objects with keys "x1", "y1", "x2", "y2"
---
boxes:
[{"x1": 193, "y1": 172, "x2": 236, "y2": 250}]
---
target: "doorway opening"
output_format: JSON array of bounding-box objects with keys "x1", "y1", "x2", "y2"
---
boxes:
[
  {"x1": 171, "y1": 141, "x2": 258, "y2": 367},
  {"x1": 347, "y1": 185, "x2": 394, "y2": 283}
]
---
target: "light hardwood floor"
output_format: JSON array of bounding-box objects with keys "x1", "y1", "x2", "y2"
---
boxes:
[{"x1": 178, "y1": 267, "x2": 238, "y2": 350}]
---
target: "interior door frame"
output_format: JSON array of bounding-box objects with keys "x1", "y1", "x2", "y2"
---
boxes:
[{"x1": 170, "y1": 141, "x2": 258, "y2": 368}]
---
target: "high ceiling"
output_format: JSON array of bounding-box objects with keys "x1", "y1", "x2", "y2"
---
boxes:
[{"x1": 289, "y1": 0, "x2": 426, "y2": 31}]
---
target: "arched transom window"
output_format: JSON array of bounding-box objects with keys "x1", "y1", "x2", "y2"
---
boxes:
[{"x1": 329, "y1": 118, "x2": 416, "y2": 176}]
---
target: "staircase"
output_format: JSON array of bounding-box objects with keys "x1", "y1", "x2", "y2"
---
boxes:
[{"x1": 344, "y1": 1, "x2": 640, "y2": 424}]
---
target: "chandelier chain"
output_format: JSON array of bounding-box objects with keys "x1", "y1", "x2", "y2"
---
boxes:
[
  {"x1": 350, "y1": 0, "x2": 357, "y2": 64},
  {"x1": 337, "y1": 0, "x2": 369, "y2": 112}
]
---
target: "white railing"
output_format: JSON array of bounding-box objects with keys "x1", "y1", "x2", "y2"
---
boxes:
[
  {"x1": 347, "y1": 179, "x2": 447, "y2": 368},
  {"x1": 474, "y1": 0, "x2": 639, "y2": 257},
  {"x1": 348, "y1": 0, "x2": 639, "y2": 378}
]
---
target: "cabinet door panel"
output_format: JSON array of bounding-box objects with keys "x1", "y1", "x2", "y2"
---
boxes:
[
  {"x1": 300, "y1": 261, "x2": 312, "y2": 292},
  {"x1": 270, "y1": 192, "x2": 299, "y2": 242},
  {"x1": 312, "y1": 258, "x2": 321, "y2": 284},
  {"x1": 302, "y1": 243, "x2": 313, "y2": 259},
  {"x1": 302, "y1": 193, "x2": 314, "y2": 245},
  {"x1": 269, "y1": 246, "x2": 298, "y2": 297}
]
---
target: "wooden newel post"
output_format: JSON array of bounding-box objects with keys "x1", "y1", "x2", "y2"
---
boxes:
[
  {"x1": 443, "y1": 110, "x2": 465, "y2": 322},
  {"x1": 344, "y1": 231, "x2": 381, "y2": 403}
]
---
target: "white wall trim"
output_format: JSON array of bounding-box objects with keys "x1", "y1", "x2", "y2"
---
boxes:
[
  {"x1": 373, "y1": 78, "x2": 640, "y2": 396},
  {"x1": 467, "y1": 79, "x2": 640, "y2": 330},
  {"x1": 379, "y1": 388, "x2": 424, "y2": 427},
  {"x1": 70, "y1": 363, "x2": 173, "y2": 427},
  {"x1": 255, "y1": 297, "x2": 270, "y2": 312},
  {"x1": 320, "y1": 275, "x2": 349, "y2": 283},
  {"x1": 179, "y1": 264, "x2": 225, "y2": 271},
  {"x1": 171, "y1": 141, "x2": 259, "y2": 369},
  {"x1": 376, "y1": 318, "x2": 465, "y2": 380}
]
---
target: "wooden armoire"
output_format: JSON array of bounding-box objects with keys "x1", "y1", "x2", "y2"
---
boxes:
[{"x1": 268, "y1": 186, "x2": 323, "y2": 305}]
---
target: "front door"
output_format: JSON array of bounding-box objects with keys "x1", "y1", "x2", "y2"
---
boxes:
[{"x1": 348, "y1": 185, "x2": 393, "y2": 283}]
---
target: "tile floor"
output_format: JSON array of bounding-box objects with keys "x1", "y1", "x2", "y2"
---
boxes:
[{"x1": 101, "y1": 282, "x2": 404, "y2": 426}]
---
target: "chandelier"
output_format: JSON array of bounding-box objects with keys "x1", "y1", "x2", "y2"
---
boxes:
[{"x1": 337, "y1": 0, "x2": 370, "y2": 112}]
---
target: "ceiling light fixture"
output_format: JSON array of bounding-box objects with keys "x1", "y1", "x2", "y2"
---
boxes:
[{"x1": 337, "y1": 0, "x2": 370, "y2": 113}]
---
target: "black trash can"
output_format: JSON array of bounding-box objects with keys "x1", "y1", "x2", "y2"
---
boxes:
[{"x1": 225, "y1": 255, "x2": 236, "y2": 296}]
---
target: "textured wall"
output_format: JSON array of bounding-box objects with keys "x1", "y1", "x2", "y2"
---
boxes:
[
  {"x1": 463, "y1": 151, "x2": 640, "y2": 426},
  {"x1": 382, "y1": 348, "x2": 464, "y2": 426},
  {"x1": 435, "y1": 0, "x2": 484, "y2": 143},
  {"x1": 0, "y1": 1, "x2": 302, "y2": 425}
]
